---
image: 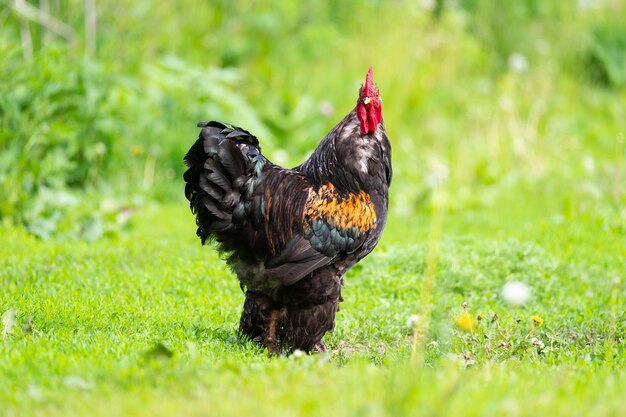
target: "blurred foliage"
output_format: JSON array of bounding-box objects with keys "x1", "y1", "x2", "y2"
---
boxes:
[
  {"x1": 585, "y1": 17, "x2": 626, "y2": 88},
  {"x1": 0, "y1": 0, "x2": 625, "y2": 239}
]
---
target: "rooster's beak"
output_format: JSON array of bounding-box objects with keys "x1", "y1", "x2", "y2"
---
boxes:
[{"x1": 363, "y1": 97, "x2": 371, "y2": 105}]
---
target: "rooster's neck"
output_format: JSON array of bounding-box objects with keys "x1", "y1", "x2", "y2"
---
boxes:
[{"x1": 297, "y1": 111, "x2": 391, "y2": 196}]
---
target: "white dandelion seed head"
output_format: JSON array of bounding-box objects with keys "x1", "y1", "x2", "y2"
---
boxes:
[
  {"x1": 406, "y1": 314, "x2": 420, "y2": 328},
  {"x1": 501, "y1": 281, "x2": 531, "y2": 306}
]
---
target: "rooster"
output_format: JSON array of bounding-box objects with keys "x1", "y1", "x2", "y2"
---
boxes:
[{"x1": 184, "y1": 68, "x2": 391, "y2": 354}]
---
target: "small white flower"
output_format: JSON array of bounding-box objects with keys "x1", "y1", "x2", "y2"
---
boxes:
[
  {"x1": 501, "y1": 281, "x2": 531, "y2": 306},
  {"x1": 508, "y1": 53, "x2": 529, "y2": 73},
  {"x1": 419, "y1": 0, "x2": 436, "y2": 12},
  {"x1": 63, "y1": 375, "x2": 92, "y2": 391},
  {"x1": 582, "y1": 155, "x2": 595, "y2": 173},
  {"x1": 2, "y1": 309, "x2": 16, "y2": 337},
  {"x1": 290, "y1": 349, "x2": 305, "y2": 359},
  {"x1": 424, "y1": 158, "x2": 449, "y2": 189},
  {"x1": 27, "y1": 385, "x2": 44, "y2": 400},
  {"x1": 530, "y1": 337, "x2": 545, "y2": 349},
  {"x1": 94, "y1": 141, "x2": 107, "y2": 155}
]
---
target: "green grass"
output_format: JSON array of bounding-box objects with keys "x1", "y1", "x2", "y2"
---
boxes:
[
  {"x1": 2, "y1": 1, "x2": 626, "y2": 415},
  {"x1": 1, "y1": 194, "x2": 624, "y2": 416}
]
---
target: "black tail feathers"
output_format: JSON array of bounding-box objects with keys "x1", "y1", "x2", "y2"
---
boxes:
[{"x1": 184, "y1": 121, "x2": 264, "y2": 244}]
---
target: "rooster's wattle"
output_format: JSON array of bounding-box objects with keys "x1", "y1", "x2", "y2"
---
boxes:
[{"x1": 184, "y1": 68, "x2": 392, "y2": 353}]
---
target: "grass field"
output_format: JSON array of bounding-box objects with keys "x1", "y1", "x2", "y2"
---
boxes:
[
  {"x1": 2, "y1": 1, "x2": 626, "y2": 416},
  {"x1": 1, "y1": 190, "x2": 624, "y2": 416}
]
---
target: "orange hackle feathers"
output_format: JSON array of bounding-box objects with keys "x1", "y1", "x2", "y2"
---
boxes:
[{"x1": 303, "y1": 183, "x2": 377, "y2": 233}]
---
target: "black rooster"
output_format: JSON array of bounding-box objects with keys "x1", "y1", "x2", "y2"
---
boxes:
[{"x1": 184, "y1": 68, "x2": 392, "y2": 353}]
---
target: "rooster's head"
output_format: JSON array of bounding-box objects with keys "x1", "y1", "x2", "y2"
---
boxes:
[{"x1": 356, "y1": 67, "x2": 383, "y2": 135}]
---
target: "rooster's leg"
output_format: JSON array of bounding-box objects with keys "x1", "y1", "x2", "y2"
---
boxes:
[
  {"x1": 277, "y1": 299, "x2": 339, "y2": 353},
  {"x1": 265, "y1": 309, "x2": 280, "y2": 354},
  {"x1": 276, "y1": 271, "x2": 343, "y2": 352},
  {"x1": 239, "y1": 291, "x2": 279, "y2": 347}
]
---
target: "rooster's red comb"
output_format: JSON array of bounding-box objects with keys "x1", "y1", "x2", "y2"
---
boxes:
[
  {"x1": 365, "y1": 67, "x2": 374, "y2": 87},
  {"x1": 360, "y1": 67, "x2": 376, "y2": 97}
]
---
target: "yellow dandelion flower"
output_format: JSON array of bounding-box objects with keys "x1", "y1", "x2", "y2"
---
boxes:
[
  {"x1": 130, "y1": 144, "x2": 145, "y2": 157},
  {"x1": 454, "y1": 311, "x2": 476, "y2": 332},
  {"x1": 530, "y1": 315, "x2": 544, "y2": 326}
]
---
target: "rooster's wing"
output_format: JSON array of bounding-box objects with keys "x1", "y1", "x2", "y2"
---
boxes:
[
  {"x1": 184, "y1": 121, "x2": 378, "y2": 286},
  {"x1": 266, "y1": 181, "x2": 378, "y2": 284}
]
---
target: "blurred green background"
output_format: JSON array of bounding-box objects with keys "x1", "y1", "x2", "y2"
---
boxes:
[{"x1": 1, "y1": 0, "x2": 625, "y2": 244}]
